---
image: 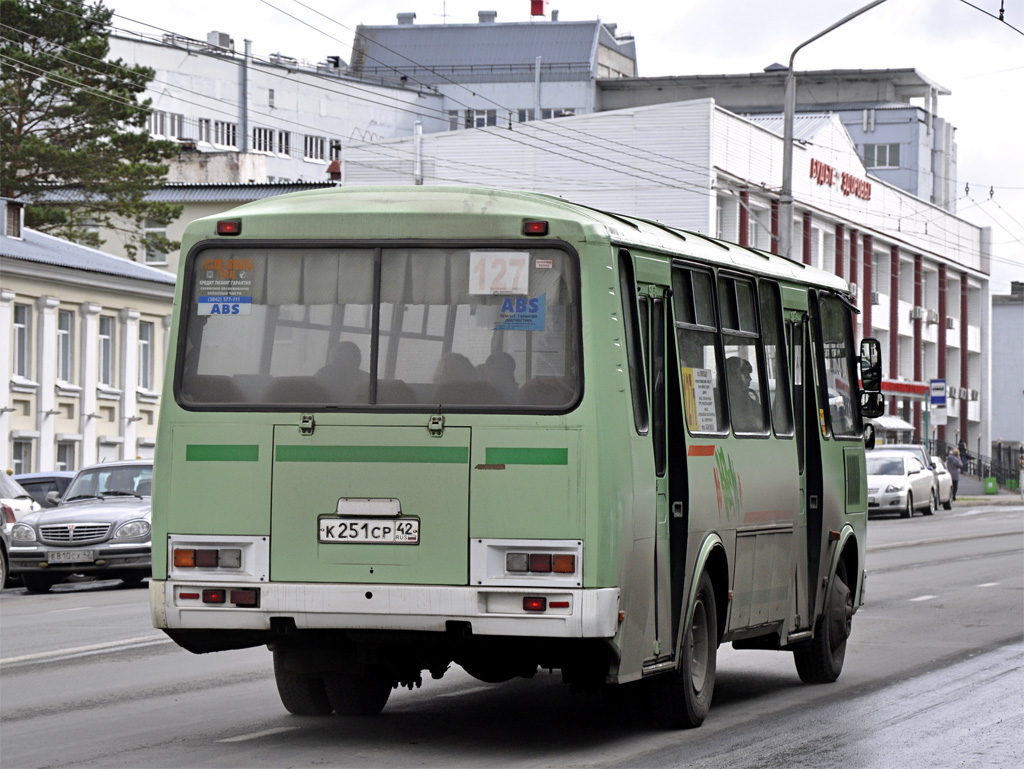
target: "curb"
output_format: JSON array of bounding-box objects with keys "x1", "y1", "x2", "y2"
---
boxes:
[{"x1": 951, "y1": 496, "x2": 1023, "y2": 508}]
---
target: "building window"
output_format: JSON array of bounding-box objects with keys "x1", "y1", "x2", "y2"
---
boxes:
[
  {"x1": 147, "y1": 110, "x2": 166, "y2": 136},
  {"x1": 268, "y1": 88, "x2": 275, "y2": 108},
  {"x1": 13, "y1": 303, "x2": 29, "y2": 377},
  {"x1": 197, "y1": 118, "x2": 212, "y2": 143},
  {"x1": 863, "y1": 143, "x2": 900, "y2": 169},
  {"x1": 11, "y1": 440, "x2": 32, "y2": 474},
  {"x1": 277, "y1": 130, "x2": 291, "y2": 156},
  {"x1": 214, "y1": 121, "x2": 238, "y2": 147},
  {"x1": 303, "y1": 135, "x2": 326, "y2": 161},
  {"x1": 99, "y1": 315, "x2": 114, "y2": 386},
  {"x1": 167, "y1": 113, "x2": 184, "y2": 138},
  {"x1": 138, "y1": 321, "x2": 154, "y2": 390},
  {"x1": 541, "y1": 108, "x2": 575, "y2": 119},
  {"x1": 517, "y1": 109, "x2": 535, "y2": 123},
  {"x1": 57, "y1": 309, "x2": 73, "y2": 382},
  {"x1": 467, "y1": 110, "x2": 496, "y2": 128},
  {"x1": 448, "y1": 110, "x2": 460, "y2": 130},
  {"x1": 56, "y1": 441, "x2": 76, "y2": 472},
  {"x1": 253, "y1": 127, "x2": 274, "y2": 153},
  {"x1": 329, "y1": 140, "x2": 342, "y2": 162},
  {"x1": 142, "y1": 219, "x2": 170, "y2": 264},
  {"x1": 6, "y1": 201, "x2": 23, "y2": 237}
]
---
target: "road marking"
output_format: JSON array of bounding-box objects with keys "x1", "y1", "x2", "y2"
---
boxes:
[
  {"x1": 910, "y1": 595, "x2": 937, "y2": 602},
  {"x1": 0, "y1": 634, "x2": 171, "y2": 666},
  {"x1": 218, "y1": 727, "x2": 300, "y2": 743},
  {"x1": 976, "y1": 582, "x2": 1000, "y2": 588},
  {"x1": 47, "y1": 606, "x2": 91, "y2": 613}
]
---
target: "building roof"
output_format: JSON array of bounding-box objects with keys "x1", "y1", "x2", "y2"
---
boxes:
[
  {"x1": 36, "y1": 182, "x2": 337, "y2": 205},
  {"x1": 746, "y1": 114, "x2": 840, "y2": 142},
  {"x1": 350, "y1": 17, "x2": 636, "y2": 84},
  {"x1": 1, "y1": 222, "x2": 175, "y2": 286}
]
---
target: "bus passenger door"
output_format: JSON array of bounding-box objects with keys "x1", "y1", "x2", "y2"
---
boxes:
[{"x1": 786, "y1": 312, "x2": 816, "y2": 631}]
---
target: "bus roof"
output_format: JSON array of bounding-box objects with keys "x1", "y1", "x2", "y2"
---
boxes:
[{"x1": 188, "y1": 186, "x2": 849, "y2": 294}]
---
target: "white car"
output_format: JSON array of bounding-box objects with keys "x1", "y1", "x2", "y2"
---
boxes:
[
  {"x1": 931, "y1": 456, "x2": 954, "y2": 510},
  {"x1": 1, "y1": 473, "x2": 42, "y2": 591},
  {"x1": 867, "y1": 451, "x2": 936, "y2": 518}
]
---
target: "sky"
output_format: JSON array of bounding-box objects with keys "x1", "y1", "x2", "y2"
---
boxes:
[{"x1": 106, "y1": 0, "x2": 1024, "y2": 294}]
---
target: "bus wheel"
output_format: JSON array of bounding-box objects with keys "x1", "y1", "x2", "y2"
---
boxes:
[
  {"x1": 272, "y1": 650, "x2": 332, "y2": 716},
  {"x1": 794, "y1": 561, "x2": 852, "y2": 684},
  {"x1": 901, "y1": 493, "x2": 913, "y2": 518},
  {"x1": 324, "y1": 664, "x2": 392, "y2": 716},
  {"x1": 653, "y1": 571, "x2": 717, "y2": 728}
]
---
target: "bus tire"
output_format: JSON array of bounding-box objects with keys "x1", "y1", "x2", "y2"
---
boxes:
[
  {"x1": 22, "y1": 574, "x2": 57, "y2": 593},
  {"x1": 901, "y1": 493, "x2": 913, "y2": 518},
  {"x1": 794, "y1": 560, "x2": 852, "y2": 684},
  {"x1": 324, "y1": 664, "x2": 392, "y2": 717},
  {"x1": 653, "y1": 571, "x2": 717, "y2": 728},
  {"x1": 273, "y1": 650, "x2": 333, "y2": 716}
]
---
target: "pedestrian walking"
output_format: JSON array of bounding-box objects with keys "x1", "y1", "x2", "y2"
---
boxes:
[{"x1": 947, "y1": 448, "x2": 964, "y2": 501}]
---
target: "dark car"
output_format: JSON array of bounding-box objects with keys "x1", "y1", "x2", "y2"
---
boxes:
[
  {"x1": 14, "y1": 471, "x2": 76, "y2": 508},
  {"x1": 7, "y1": 460, "x2": 153, "y2": 593}
]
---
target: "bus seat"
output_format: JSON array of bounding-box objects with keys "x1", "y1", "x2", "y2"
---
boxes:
[
  {"x1": 376, "y1": 379, "x2": 417, "y2": 405},
  {"x1": 519, "y1": 377, "x2": 574, "y2": 407},
  {"x1": 183, "y1": 375, "x2": 243, "y2": 404},
  {"x1": 264, "y1": 377, "x2": 331, "y2": 405},
  {"x1": 433, "y1": 380, "x2": 501, "y2": 405}
]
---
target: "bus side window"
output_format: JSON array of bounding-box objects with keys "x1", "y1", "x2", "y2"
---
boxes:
[
  {"x1": 758, "y1": 281, "x2": 794, "y2": 436},
  {"x1": 719, "y1": 275, "x2": 768, "y2": 435},
  {"x1": 671, "y1": 267, "x2": 727, "y2": 434}
]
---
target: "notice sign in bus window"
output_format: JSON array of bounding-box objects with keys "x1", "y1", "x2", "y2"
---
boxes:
[
  {"x1": 681, "y1": 366, "x2": 718, "y2": 432},
  {"x1": 469, "y1": 251, "x2": 530, "y2": 295},
  {"x1": 196, "y1": 255, "x2": 254, "y2": 316}
]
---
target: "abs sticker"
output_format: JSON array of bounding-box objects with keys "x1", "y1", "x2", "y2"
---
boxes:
[
  {"x1": 494, "y1": 293, "x2": 546, "y2": 331},
  {"x1": 198, "y1": 296, "x2": 252, "y2": 315}
]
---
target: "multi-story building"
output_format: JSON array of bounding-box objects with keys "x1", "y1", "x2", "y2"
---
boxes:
[
  {"x1": 1, "y1": 199, "x2": 175, "y2": 472},
  {"x1": 992, "y1": 282, "x2": 1024, "y2": 447},
  {"x1": 337, "y1": 98, "x2": 990, "y2": 452}
]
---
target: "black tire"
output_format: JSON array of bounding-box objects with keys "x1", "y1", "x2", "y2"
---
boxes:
[
  {"x1": 272, "y1": 650, "x2": 333, "y2": 716},
  {"x1": 324, "y1": 664, "x2": 392, "y2": 717},
  {"x1": 794, "y1": 560, "x2": 852, "y2": 684},
  {"x1": 22, "y1": 573, "x2": 57, "y2": 593},
  {"x1": 901, "y1": 493, "x2": 913, "y2": 518},
  {"x1": 652, "y1": 571, "x2": 718, "y2": 729},
  {"x1": 121, "y1": 573, "x2": 146, "y2": 586},
  {"x1": 943, "y1": 494, "x2": 953, "y2": 511},
  {"x1": 0, "y1": 547, "x2": 7, "y2": 592},
  {"x1": 923, "y1": 491, "x2": 935, "y2": 516}
]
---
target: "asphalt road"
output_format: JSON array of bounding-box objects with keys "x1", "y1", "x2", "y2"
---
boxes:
[{"x1": 1, "y1": 502, "x2": 1021, "y2": 769}]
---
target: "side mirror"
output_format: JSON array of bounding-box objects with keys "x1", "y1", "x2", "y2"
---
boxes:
[
  {"x1": 860, "y1": 391, "x2": 885, "y2": 418},
  {"x1": 863, "y1": 423, "x2": 876, "y2": 450},
  {"x1": 45, "y1": 490, "x2": 62, "y2": 506},
  {"x1": 860, "y1": 338, "x2": 883, "y2": 391}
]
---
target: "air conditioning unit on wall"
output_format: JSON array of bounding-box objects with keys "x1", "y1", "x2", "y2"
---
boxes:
[
  {"x1": 925, "y1": 309, "x2": 939, "y2": 324},
  {"x1": 910, "y1": 306, "x2": 925, "y2": 320},
  {"x1": 946, "y1": 317, "x2": 956, "y2": 329},
  {"x1": 871, "y1": 291, "x2": 880, "y2": 305}
]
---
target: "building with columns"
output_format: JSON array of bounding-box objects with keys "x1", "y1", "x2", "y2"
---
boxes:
[
  {"x1": 1, "y1": 199, "x2": 176, "y2": 473},
  {"x1": 338, "y1": 97, "x2": 990, "y2": 452}
]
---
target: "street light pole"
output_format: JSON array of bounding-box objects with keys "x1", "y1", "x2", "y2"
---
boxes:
[{"x1": 780, "y1": 0, "x2": 890, "y2": 260}]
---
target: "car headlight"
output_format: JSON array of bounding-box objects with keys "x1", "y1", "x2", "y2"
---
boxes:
[
  {"x1": 114, "y1": 519, "x2": 151, "y2": 539},
  {"x1": 11, "y1": 523, "x2": 37, "y2": 542},
  {"x1": 885, "y1": 484, "x2": 902, "y2": 493}
]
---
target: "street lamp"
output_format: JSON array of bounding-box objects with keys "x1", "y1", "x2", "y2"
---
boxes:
[{"x1": 780, "y1": 0, "x2": 890, "y2": 260}]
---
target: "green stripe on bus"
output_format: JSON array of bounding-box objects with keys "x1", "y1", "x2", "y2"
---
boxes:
[
  {"x1": 186, "y1": 444, "x2": 260, "y2": 462},
  {"x1": 275, "y1": 445, "x2": 469, "y2": 464},
  {"x1": 485, "y1": 448, "x2": 569, "y2": 465}
]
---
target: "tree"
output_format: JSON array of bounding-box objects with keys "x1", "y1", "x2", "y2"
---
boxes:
[{"x1": 0, "y1": 0, "x2": 181, "y2": 260}]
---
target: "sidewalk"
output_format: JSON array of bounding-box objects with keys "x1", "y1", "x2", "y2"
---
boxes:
[{"x1": 953, "y1": 475, "x2": 1023, "y2": 506}]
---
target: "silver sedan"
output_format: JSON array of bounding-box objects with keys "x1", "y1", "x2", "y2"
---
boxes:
[{"x1": 867, "y1": 452, "x2": 936, "y2": 518}]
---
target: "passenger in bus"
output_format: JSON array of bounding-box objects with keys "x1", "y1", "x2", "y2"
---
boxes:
[
  {"x1": 435, "y1": 352, "x2": 500, "y2": 404},
  {"x1": 483, "y1": 351, "x2": 519, "y2": 403},
  {"x1": 316, "y1": 341, "x2": 370, "y2": 401},
  {"x1": 727, "y1": 356, "x2": 762, "y2": 432}
]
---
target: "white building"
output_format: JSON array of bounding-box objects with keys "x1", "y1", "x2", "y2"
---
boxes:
[
  {"x1": 1, "y1": 199, "x2": 175, "y2": 473},
  {"x1": 337, "y1": 97, "x2": 991, "y2": 452}
]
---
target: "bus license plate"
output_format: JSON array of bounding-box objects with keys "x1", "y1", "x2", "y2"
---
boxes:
[
  {"x1": 318, "y1": 517, "x2": 419, "y2": 545},
  {"x1": 47, "y1": 549, "x2": 95, "y2": 563}
]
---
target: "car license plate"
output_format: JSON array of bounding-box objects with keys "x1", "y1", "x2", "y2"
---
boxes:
[
  {"x1": 47, "y1": 549, "x2": 95, "y2": 563},
  {"x1": 318, "y1": 516, "x2": 419, "y2": 545}
]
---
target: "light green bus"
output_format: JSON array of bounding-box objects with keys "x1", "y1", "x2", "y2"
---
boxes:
[{"x1": 151, "y1": 186, "x2": 884, "y2": 727}]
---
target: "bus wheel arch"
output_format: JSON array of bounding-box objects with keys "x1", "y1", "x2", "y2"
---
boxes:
[{"x1": 793, "y1": 549, "x2": 854, "y2": 684}]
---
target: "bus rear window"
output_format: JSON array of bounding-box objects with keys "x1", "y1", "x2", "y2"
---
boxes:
[{"x1": 177, "y1": 246, "x2": 580, "y2": 411}]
